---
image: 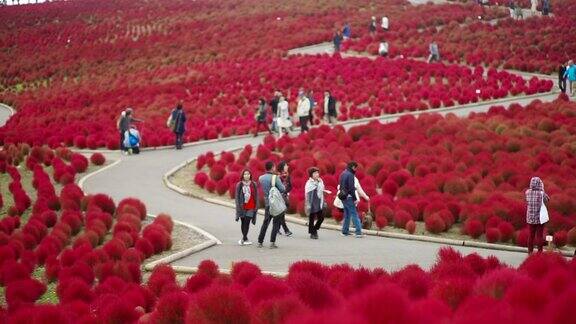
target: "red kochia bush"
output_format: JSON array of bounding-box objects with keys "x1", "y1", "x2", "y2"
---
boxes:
[
  {"x1": 425, "y1": 214, "x2": 445, "y2": 234},
  {"x1": 553, "y1": 231, "x2": 567, "y2": 248},
  {"x1": 464, "y1": 219, "x2": 484, "y2": 239},
  {"x1": 70, "y1": 154, "x2": 89, "y2": 173},
  {"x1": 57, "y1": 278, "x2": 94, "y2": 303},
  {"x1": 90, "y1": 153, "x2": 106, "y2": 166},
  {"x1": 147, "y1": 264, "x2": 177, "y2": 297},
  {"x1": 231, "y1": 261, "x2": 262, "y2": 286},
  {"x1": 6, "y1": 278, "x2": 47, "y2": 309},
  {"x1": 194, "y1": 172, "x2": 209, "y2": 188},
  {"x1": 485, "y1": 228, "x2": 501, "y2": 243},
  {"x1": 186, "y1": 286, "x2": 251, "y2": 324},
  {"x1": 117, "y1": 198, "x2": 147, "y2": 220}
]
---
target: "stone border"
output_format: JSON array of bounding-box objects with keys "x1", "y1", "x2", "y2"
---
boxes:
[
  {"x1": 164, "y1": 151, "x2": 575, "y2": 258},
  {"x1": 170, "y1": 265, "x2": 287, "y2": 277},
  {"x1": 143, "y1": 213, "x2": 220, "y2": 271}
]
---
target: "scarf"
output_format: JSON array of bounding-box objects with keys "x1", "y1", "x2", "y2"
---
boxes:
[
  {"x1": 305, "y1": 178, "x2": 325, "y2": 207},
  {"x1": 242, "y1": 181, "x2": 252, "y2": 203}
]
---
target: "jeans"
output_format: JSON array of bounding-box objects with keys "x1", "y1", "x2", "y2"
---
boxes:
[
  {"x1": 258, "y1": 207, "x2": 282, "y2": 243},
  {"x1": 240, "y1": 217, "x2": 251, "y2": 241},
  {"x1": 280, "y1": 213, "x2": 290, "y2": 233},
  {"x1": 528, "y1": 223, "x2": 544, "y2": 253},
  {"x1": 175, "y1": 132, "x2": 184, "y2": 149},
  {"x1": 342, "y1": 197, "x2": 362, "y2": 235},
  {"x1": 308, "y1": 211, "x2": 324, "y2": 235},
  {"x1": 559, "y1": 78, "x2": 566, "y2": 93}
]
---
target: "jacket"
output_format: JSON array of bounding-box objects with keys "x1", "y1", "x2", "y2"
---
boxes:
[
  {"x1": 171, "y1": 109, "x2": 186, "y2": 134},
  {"x1": 235, "y1": 181, "x2": 259, "y2": 220},
  {"x1": 525, "y1": 177, "x2": 550, "y2": 225},
  {"x1": 324, "y1": 95, "x2": 337, "y2": 116},
  {"x1": 258, "y1": 172, "x2": 286, "y2": 207},
  {"x1": 297, "y1": 97, "x2": 311, "y2": 117},
  {"x1": 338, "y1": 168, "x2": 357, "y2": 201},
  {"x1": 305, "y1": 178, "x2": 325, "y2": 216},
  {"x1": 564, "y1": 65, "x2": 576, "y2": 82}
]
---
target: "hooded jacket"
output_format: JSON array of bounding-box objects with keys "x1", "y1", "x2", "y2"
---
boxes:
[{"x1": 525, "y1": 177, "x2": 550, "y2": 225}]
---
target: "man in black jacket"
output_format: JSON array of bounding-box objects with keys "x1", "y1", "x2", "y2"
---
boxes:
[
  {"x1": 559, "y1": 63, "x2": 567, "y2": 93},
  {"x1": 338, "y1": 161, "x2": 363, "y2": 237},
  {"x1": 323, "y1": 91, "x2": 337, "y2": 125},
  {"x1": 269, "y1": 91, "x2": 281, "y2": 133}
]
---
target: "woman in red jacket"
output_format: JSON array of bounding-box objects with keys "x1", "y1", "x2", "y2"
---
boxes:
[{"x1": 235, "y1": 169, "x2": 259, "y2": 245}]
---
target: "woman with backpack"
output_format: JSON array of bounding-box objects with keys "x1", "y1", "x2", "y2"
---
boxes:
[
  {"x1": 235, "y1": 169, "x2": 259, "y2": 246},
  {"x1": 277, "y1": 161, "x2": 293, "y2": 237},
  {"x1": 167, "y1": 101, "x2": 186, "y2": 149},
  {"x1": 525, "y1": 177, "x2": 550, "y2": 254}
]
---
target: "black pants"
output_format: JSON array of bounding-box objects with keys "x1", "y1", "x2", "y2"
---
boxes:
[
  {"x1": 308, "y1": 211, "x2": 324, "y2": 235},
  {"x1": 299, "y1": 116, "x2": 309, "y2": 133},
  {"x1": 280, "y1": 213, "x2": 290, "y2": 233},
  {"x1": 175, "y1": 132, "x2": 184, "y2": 149},
  {"x1": 559, "y1": 78, "x2": 566, "y2": 93},
  {"x1": 240, "y1": 217, "x2": 251, "y2": 241},
  {"x1": 258, "y1": 207, "x2": 281, "y2": 244},
  {"x1": 120, "y1": 131, "x2": 126, "y2": 151}
]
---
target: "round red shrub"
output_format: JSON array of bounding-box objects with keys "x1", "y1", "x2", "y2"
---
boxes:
[
  {"x1": 425, "y1": 214, "x2": 446, "y2": 234},
  {"x1": 464, "y1": 219, "x2": 484, "y2": 239},
  {"x1": 231, "y1": 261, "x2": 262, "y2": 286},
  {"x1": 186, "y1": 286, "x2": 251, "y2": 324},
  {"x1": 393, "y1": 210, "x2": 413, "y2": 229},
  {"x1": 70, "y1": 154, "x2": 89, "y2": 173},
  {"x1": 147, "y1": 264, "x2": 176, "y2": 297},
  {"x1": 485, "y1": 228, "x2": 501, "y2": 243},
  {"x1": 57, "y1": 278, "x2": 94, "y2": 303},
  {"x1": 153, "y1": 214, "x2": 174, "y2": 233},
  {"x1": 553, "y1": 230, "x2": 568, "y2": 248},
  {"x1": 405, "y1": 220, "x2": 416, "y2": 234},
  {"x1": 498, "y1": 221, "x2": 515, "y2": 242},
  {"x1": 194, "y1": 172, "x2": 209, "y2": 188},
  {"x1": 90, "y1": 153, "x2": 106, "y2": 166},
  {"x1": 6, "y1": 278, "x2": 47, "y2": 309},
  {"x1": 117, "y1": 198, "x2": 147, "y2": 220}
]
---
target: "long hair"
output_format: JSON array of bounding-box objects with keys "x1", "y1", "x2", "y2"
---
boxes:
[{"x1": 240, "y1": 169, "x2": 252, "y2": 181}]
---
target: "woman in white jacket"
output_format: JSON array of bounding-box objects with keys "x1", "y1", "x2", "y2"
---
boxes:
[
  {"x1": 334, "y1": 176, "x2": 370, "y2": 210},
  {"x1": 276, "y1": 96, "x2": 292, "y2": 135}
]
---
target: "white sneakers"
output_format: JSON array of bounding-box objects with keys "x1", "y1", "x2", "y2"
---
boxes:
[{"x1": 238, "y1": 239, "x2": 253, "y2": 246}]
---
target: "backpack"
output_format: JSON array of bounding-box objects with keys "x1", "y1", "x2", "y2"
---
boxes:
[
  {"x1": 268, "y1": 174, "x2": 287, "y2": 217},
  {"x1": 129, "y1": 133, "x2": 139, "y2": 147}
]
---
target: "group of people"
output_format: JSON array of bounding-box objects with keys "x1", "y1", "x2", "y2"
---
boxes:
[
  {"x1": 508, "y1": 0, "x2": 551, "y2": 19},
  {"x1": 559, "y1": 61, "x2": 576, "y2": 96},
  {"x1": 253, "y1": 89, "x2": 338, "y2": 137},
  {"x1": 334, "y1": 16, "x2": 390, "y2": 53},
  {"x1": 235, "y1": 161, "x2": 370, "y2": 248},
  {"x1": 116, "y1": 102, "x2": 187, "y2": 154}
]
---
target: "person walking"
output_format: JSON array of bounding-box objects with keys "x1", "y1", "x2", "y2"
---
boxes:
[
  {"x1": 559, "y1": 62, "x2": 567, "y2": 93},
  {"x1": 307, "y1": 90, "x2": 316, "y2": 126},
  {"x1": 369, "y1": 16, "x2": 377, "y2": 35},
  {"x1": 381, "y1": 16, "x2": 389, "y2": 31},
  {"x1": 276, "y1": 95, "x2": 292, "y2": 135},
  {"x1": 525, "y1": 177, "x2": 550, "y2": 254},
  {"x1": 117, "y1": 107, "x2": 142, "y2": 154},
  {"x1": 269, "y1": 91, "x2": 281, "y2": 133},
  {"x1": 254, "y1": 98, "x2": 272, "y2": 137},
  {"x1": 323, "y1": 90, "x2": 337, "y2": 125},
  {"x1": 542, "y1": 0, "x2": 549, "y2": 15},
  {"x1": 168, "y1": 101, "x2": 186, "y2": 149},
  {"x1": 427, "y1": 41, "x2": 440, "y2": 63},
  {"x1": 333, "y1": 30, "x2": 343, "y2": 53},
  {"x1": 305, "y1": 167, "x2": 331, "y2": 239},
  {"x1": 277, "y1": 161, "x2": 293, "y2": 237},
  {"x1": 378, "y1": 41, "x2": 389, "y2": 57},
  {"x1": 296, "y1": 91, "x2": 311, "y2": 134},
  {"x1": 257, "y1": 161, "x2": 286, "y2": 249},
  {"x1": 333, "y1": 174, "x2": 370, "y2": 212},
  {"x1": 235, "y1": 169, "x2": 258, "y2": 246},
  {"x1": 530, "y1": 0, "x2": 538, "y2": 15},
  {"x1": 338, "y1": 161, "x2": 364, "y2": 238},
  {"x1": 564, "y1": 60, "x2": 576, "y2": 96}
]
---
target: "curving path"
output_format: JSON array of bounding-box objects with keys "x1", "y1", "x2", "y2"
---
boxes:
[{"x1": 81, "y1": 81, "x2": 559, "y2": 273}]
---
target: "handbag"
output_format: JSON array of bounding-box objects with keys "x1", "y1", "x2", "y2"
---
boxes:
[{"x1": 539, "y1": 195, "x2": 549, "y2": 224}]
